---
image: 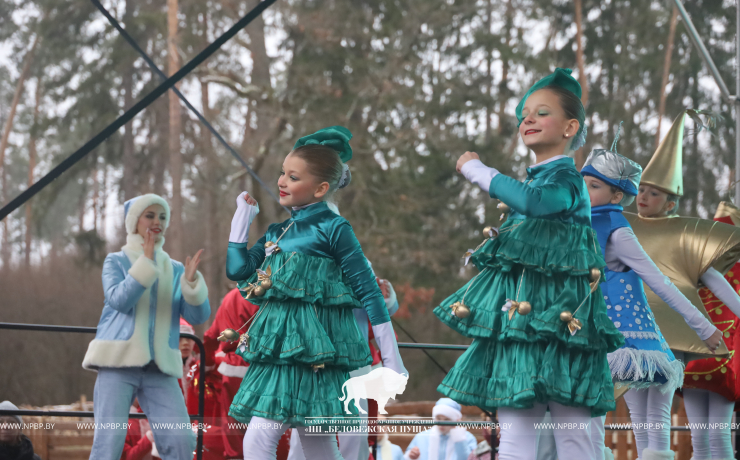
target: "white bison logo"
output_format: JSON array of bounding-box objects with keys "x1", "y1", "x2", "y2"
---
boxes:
[{"x1": 339, "y1": 367, "x2": 409, "y2": 414}]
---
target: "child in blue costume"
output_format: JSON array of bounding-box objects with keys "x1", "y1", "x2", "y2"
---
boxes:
[
  {"x1": 225, "y1": 126, "x2": 408, "y2": 460},
  {"x1": 434, "y1": 68, "x2": 623, "y2": 460},
  {"x1": 82, "y1": 194, "x2": 211, "y2": 460},
  {"x1": 581, "y1": 135, "x2": 719, "y2": 460}
]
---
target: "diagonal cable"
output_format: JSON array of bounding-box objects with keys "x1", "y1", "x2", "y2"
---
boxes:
[
  {"x1": 91, "y1": 0, "x2": 288, "y2": 213},
  {"x1": 0, "y1": 0, "x2": 278, "y2": 221}
]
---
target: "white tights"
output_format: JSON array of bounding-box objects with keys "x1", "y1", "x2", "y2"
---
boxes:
[
  {"x1": 498, "y1": 401, "x2": 596, "y2": 460},
  {"x1": 590, "y1": 415, "x2": 607, "y2": 459},
  {"x1": 683, "y1": 388, "x2": 735, "y2": 459},
  {"x1": 622, "y1": 387, "x2": 673, "y2": 457},
  {"x1": 242, "y1": 416, "x2": 343, "y2": 460}
]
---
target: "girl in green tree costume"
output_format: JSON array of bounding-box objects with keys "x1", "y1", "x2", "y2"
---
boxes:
[
  {"x1": 224, "y1": 126, "x2": 407, "y2": 460},
  {"x1": 434, "y1": 69, "x2": 624, "y2": 460}
]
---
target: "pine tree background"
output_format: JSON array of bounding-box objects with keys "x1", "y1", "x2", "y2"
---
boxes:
[{"x1": 0, "y1": 0, "x2": 737, "y2": 405}]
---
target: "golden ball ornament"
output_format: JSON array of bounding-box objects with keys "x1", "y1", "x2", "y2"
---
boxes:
[
  {"x1": 590, "y1": 268, "x2": 601, "y2": 283},
  {"x1": 217, "y1": 328, "x2": 240, "y2": 342},
  {"x1": 497, "y1": 202, "x2": 511, "y2": 213},
  {"x1": 260, "y1": 279, "x2": 273, "y2": 290},
  {"x1": 254, "y1": 286, "x2": 266, "y2": 297},
  {"x1": 517, "y1": 301, "x2": 532, "y2": 315},
  {"x1": 559, "y1": 311, "x2": 573, "y2": 322},
  {"x1": 483, "y1": 226, "x2": 493, "y2": 236},
  {"x1": 451, "y1": 301, "x2": 471, "y2": 319}
]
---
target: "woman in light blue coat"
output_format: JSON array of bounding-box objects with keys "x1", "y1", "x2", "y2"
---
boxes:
[{"x1": 82, "y1": 193, "x2": 210, "y2": 460}]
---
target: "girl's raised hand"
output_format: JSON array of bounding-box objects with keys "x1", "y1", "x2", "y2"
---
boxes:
[
  {"x1": 456, "y1": 151, "x2": 480, "y2": 173},
  {"x1": 704, "y1": 328, "x2": 723, "y2": 354},
  {"x1": 144, "y1": 229, "x2": 155, "y2": 260},
  {"x1": 243, "y1": 193, "x2": 258, "y2": 207},
  {"x1": 185, "y1": 249, "x2": 204, "y2": 283},
  {"x1": 236, "y1": 191, "x2": 258, "y2": 209}
]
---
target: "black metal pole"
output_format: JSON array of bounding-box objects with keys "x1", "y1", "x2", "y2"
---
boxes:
[
  {"x1": 182, "y1": 332, "x2": 206, "y2": 460},
  {"x1": 0, "y1": 322, "x2": 208, "y2": 460}
]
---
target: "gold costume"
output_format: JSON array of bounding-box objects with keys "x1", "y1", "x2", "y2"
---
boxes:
[
  {"x1": 625, "y1": 109, "x2": 740, "y2": 362},
  {"x1": 624, "y1": 213, "x2": 740, "y2": 361}
]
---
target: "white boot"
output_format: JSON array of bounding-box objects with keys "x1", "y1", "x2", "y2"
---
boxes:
[
  {"x1": 603, "y1": 448, "x2": 615, "y2": 460},
  {"x1": 642, "y1": 449, "x2": 675, "y2": 460}
]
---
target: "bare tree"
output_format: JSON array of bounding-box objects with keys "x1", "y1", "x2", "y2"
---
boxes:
[
  {"x1": 25, "y1": 78, "x2": 42, "y2": 267},
  {"x1": 121, "y1": 0, "x2": 137, "y2": 201},
  {"x1": 0, "y1": 35, "x2": 40, "y2": 269},
  {"x1": 200, "y1": 76, "x2": 222, "y2": 316},
  {"x1": 239, "y1": 0, "x2": 282, "y2": 236},
  {"x1": 498, "y1": 0, "x2": 513, "y2": 135},
  {"x1": 167, "y1": 0, "x2": 183, "y2": 260},
  {"x1": 483, "y1": 0, "x2": 492, "y2": 144},
  {"x1": 573, "y1": 0, "x2": 588, "y2": 168}
]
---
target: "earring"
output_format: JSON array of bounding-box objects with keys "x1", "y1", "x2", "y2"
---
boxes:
[{"x1": 564, "y1": 134, "x2": 570, "y2": 138}]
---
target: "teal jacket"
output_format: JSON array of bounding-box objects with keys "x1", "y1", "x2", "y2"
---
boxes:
[
  {"x1": 226, "y1": 201, "x2": 390, "y2": 326},
  {"x1": 490, "y1": 156, "x2": 592, "y2": 226}
]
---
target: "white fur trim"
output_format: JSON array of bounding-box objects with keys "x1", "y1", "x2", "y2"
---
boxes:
[
  {"x1": 84, "y1": 241, "x2": 182, "y2": 378},
  {"x1": 608, "y1": 347, "x2": 685, "y2": 393},
  {"x1": 428, "y1": 426, "x2": 468, "y2": 460},
  {"x1": 432, "y1": 404, "x2": 462, "y2": 422},
  {"x1": 125, "y1": 194, "x2": 171, "y2": 234},
  {"x1": 128, "y1": 255, "x2": 160, "y2": 288},
  {"x1": 378, "y1": 433, "x2": 393, "y2": 460},
  {"x1": 82, "y1": 336, "x2": 152, "y2": 370},
  {"x1": 82, "y1": 252, "x2": 156, "y2": 370},
  {"x1": 181, "y1": 271, "x2": 208, "y2": 306},
  {"x1": 151, "y1": 250, "x2": 182, "y2": 378},
  {"x1": 217, "y1": 361, "x2": 248, "y2": 378},
  {"x1": 125, "y1": 233, "x2": 165, "y2": 254}
]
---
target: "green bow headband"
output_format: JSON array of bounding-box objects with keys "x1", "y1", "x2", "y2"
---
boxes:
[
  {"x1": 293, "y1": 125, "x2": 353, "y2": 163},
  {"x1": 515, "y1": 68, "x2": 586, "y2": 150},
  {"x1": 515, "y1": 68, "x2": 582, "y2": 126}
]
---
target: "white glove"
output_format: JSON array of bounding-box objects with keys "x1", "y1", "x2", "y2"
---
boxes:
[
  {"x1": 229, "y1": 192, "x2": 259, "y2": 243},
  {"x1": 461, "y1": 159, "x2": 499, "y2": 193},
  {"x1": 372, "y1": 321, "x2": 408, "y2": 377}
]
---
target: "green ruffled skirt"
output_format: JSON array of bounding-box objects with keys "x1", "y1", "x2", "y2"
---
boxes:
[
  {"x1": 434, "y1": 218, "x2": 624, "y2": 417},
  {"x1": 228, "y1": 251, "x2": 371, "y2": 426}
]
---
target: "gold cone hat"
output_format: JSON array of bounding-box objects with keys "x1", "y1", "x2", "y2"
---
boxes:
[
  {"x1": 715, "y1": 201, "x2": 740, "y2": 227},
  {"x1": 641, "y1": 111, "x2": 687, "y2": 196}
]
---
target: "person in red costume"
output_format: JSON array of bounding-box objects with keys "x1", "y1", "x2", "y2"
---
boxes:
[
  {"x1": 176, "y1": 318, "x2": 224, "y2": 459},
  {"x1": 120, "y1": 400, "x2": 153, "y2": 460},
  {"x1": 185, "y1": 352, "x2": 225, "y2": 460},
  {"x1": 179, "y1": 319, "x2": 197, "y2": 402},
  {"x1": 682, "y1": 201, "x2": 740, "y2": 460},
  {"x1": 205, "y1": 288, "x2": 291, "y2": 460}
]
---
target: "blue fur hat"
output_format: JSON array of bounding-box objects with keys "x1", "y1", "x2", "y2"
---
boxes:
[{"x1": 123, "y1": 194, "x2": 170, "y2": 234}]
